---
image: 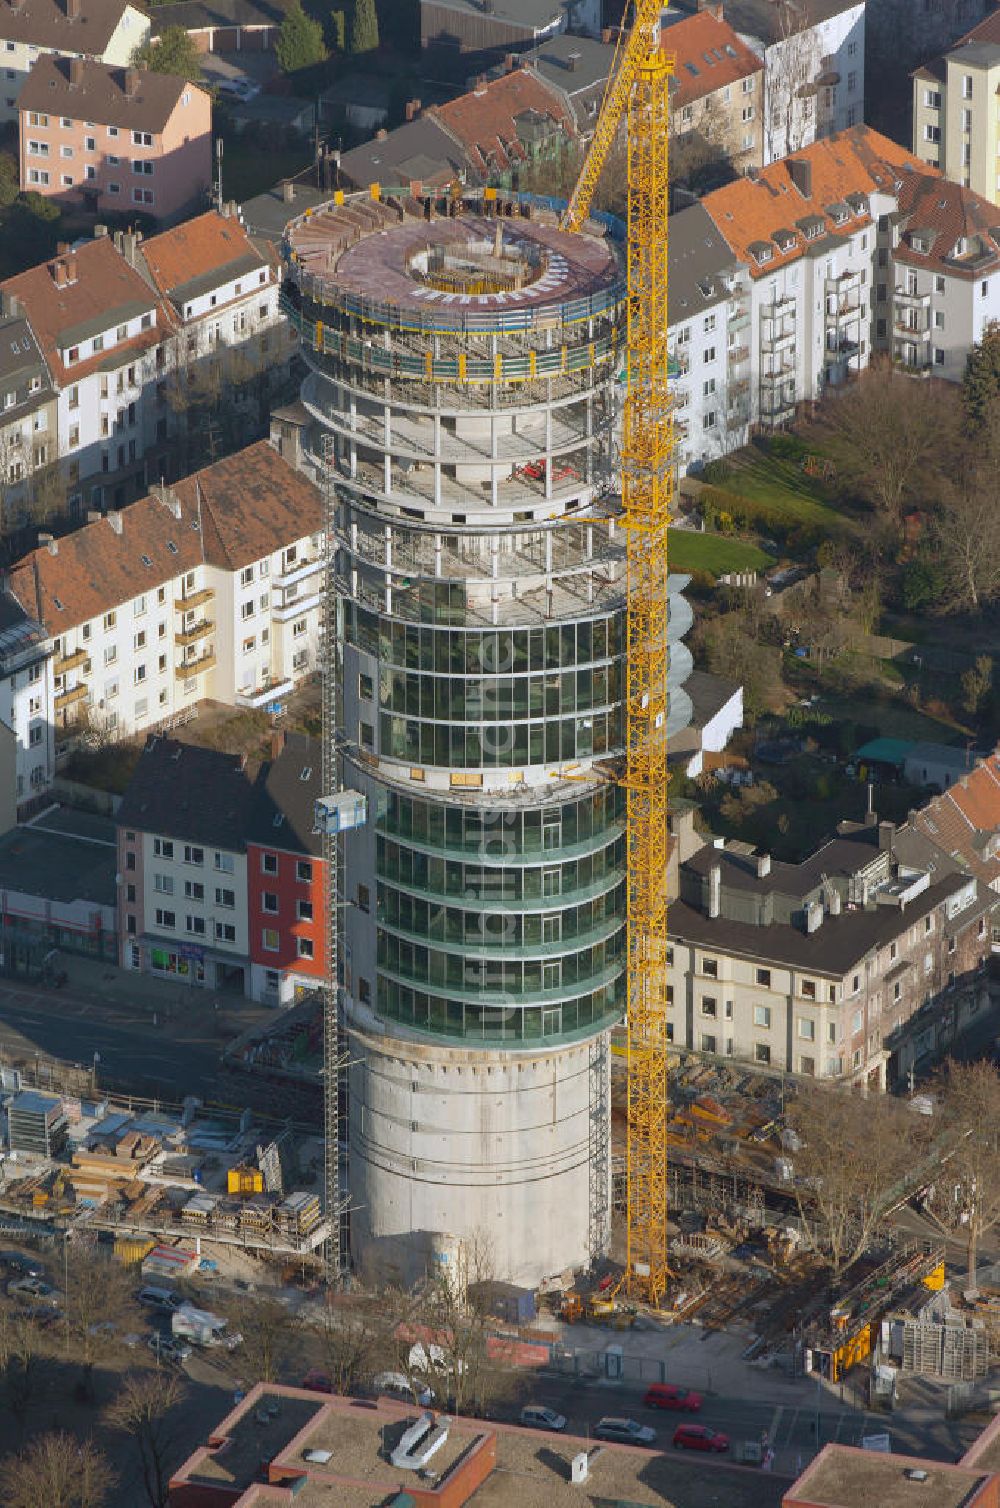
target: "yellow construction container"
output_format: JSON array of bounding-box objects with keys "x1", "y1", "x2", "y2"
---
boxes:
[
  {"x1": 114, "y1": 1236, "x2": 155, "y2": 1267},
  {"x1": 227, "y1": 1165, "x2": 264, "y2": 1196}
]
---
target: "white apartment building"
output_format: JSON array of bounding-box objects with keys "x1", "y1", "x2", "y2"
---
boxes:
[
  {"x1": 0, "y1": 0, "x2": 149, "y2": 124},
  {"x1": 2, "y1": 237, "x2": 168, "y2": 511},
  {"x1": 874, "y1": 173, "x2": 1000, "y2": 379},
  {"x1": 0, "y1": 214, "x2": 292, "y2": 517},
  {"x1": 667, "y1": 202, "x2": 751, "y2": 474},
  {"x1": 2, "y1": 440, "x2": 324, "y2": 785},
  {"x1": 116, "y1": 740, "x2": 254, "y2": 991},
  {"x1": 687, "y1": 127, "x2": 924, "y2": 465},
  {"x1": 0, "y1": 596, "x2": 54, "y2": 813}
]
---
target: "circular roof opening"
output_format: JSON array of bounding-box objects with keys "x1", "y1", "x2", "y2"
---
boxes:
[{"x1": 407, "y1": 227, "x2": 547, "y2": 297}]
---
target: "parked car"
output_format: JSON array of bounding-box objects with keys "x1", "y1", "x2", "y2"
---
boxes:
[
  {"x1": 643, "y1": 1383, "x2": 703, "y2": 1412},
  {"x1": 216, "y1": 75, "x2": 261, "y2": 103},
  {"x1": 374, "y1": 1371, "x2": 434, "y2": 1407},
  {"x1": 520, "y1": 1405, "x2": 567, "y2": 1431},
  {"x1": 594, "y1": 1417, "x2": 656, "y2": 1446},
  {"x1": 0, "y1": 1251, "x2": 44, "y2": 1277},
  {"x1": 301, "y1": 1368, "x2": 333, "y2": 1394},
  {"x1": 137, "y1": 1286, "x2": 184, "y2": 1312},
  {"x1": 148, "y1": 1333, "x2": 191, "y2": 1364},
  {"x1": 672, "y1": 1424, "x2": 730, "y2": 1453},
  {"x1": 8, "y1": 1277, "x2": 60, "y2": 1307}
]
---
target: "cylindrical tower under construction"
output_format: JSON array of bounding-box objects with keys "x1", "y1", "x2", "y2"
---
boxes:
[{"x1": 282, "y1": 189, "x2": 692, "y2": 1287}]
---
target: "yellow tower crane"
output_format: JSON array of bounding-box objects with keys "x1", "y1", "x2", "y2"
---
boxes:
[{"x1": 561, "y1": 3, "x2": 673, "y2": 1305}]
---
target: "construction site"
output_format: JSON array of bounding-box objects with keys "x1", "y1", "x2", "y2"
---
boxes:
[{"x1": 0, "y1": 1077, "x2": 330, "y2": 1269}]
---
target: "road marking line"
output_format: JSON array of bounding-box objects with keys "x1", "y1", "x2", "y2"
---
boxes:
[{"x1": 768, "y1": 1405, "x2": 783, "y2": 1447}]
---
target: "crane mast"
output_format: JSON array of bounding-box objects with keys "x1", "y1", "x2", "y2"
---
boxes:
[{"x1": 561, "y1": 1, "x2": 673, "y2": 1305}]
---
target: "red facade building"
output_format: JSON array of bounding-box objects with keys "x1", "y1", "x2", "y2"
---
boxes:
[{"x1": 247, "y1": 732, "x2": 325, "y2": 1005}]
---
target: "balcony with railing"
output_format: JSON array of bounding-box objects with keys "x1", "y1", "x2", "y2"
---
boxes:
[
  {"x1": 274, "y1": 553, "x2": 324, "y2": 589},
  {"x1": 176, "y1": 651, "x2": 217, "y2": 678},
  {"x1": 54, "y1": 648, "x2": 89, "y2": 676},
  {"x1": 55, "y1": 684, "x2": 89, "y2": 712},
  {"x1": 174, "y1": 587, "x2": 215, "y2": 612},
  {"x1": 174, "y1": 619, "x2": 214, "y2": 647},
  {"x1": 235, "y1": 677, "x2": 295, "y2": 710}
]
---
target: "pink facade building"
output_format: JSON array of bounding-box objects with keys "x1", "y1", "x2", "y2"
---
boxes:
[{"x1": 18, "y1": 57, "x2": 211, "y2": 224}]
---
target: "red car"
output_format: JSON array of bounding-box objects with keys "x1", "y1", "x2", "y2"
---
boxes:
[
  {"x1": 673, "y1": 1424, "x2": 730, "y2": 1453},
  {"x1": 301, "y1": 1369, "x2": 333, "y2": 1394},
  {"x1": 644, "y1": 1383, "x2": 702, "y2": 1412}
]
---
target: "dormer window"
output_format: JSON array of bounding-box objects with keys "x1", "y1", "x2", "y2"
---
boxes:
[
  {"x1": 910, "y1": 233, "x2": 928, "y2": 254},
  {"x1": 955, "y1": 237, "x2": 968, "y2": 257}
]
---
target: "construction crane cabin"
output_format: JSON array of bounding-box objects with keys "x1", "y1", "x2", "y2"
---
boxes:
[{"x1": 562, "y1": 0, "x2": 674, "y2": 1306}]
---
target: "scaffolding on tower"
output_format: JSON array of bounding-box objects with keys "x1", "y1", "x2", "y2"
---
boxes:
[{"x1": 562, "y1": 0, "x2": 674, "y2": 1306}]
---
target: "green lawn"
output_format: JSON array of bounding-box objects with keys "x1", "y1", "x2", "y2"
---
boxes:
[
  {"x1": 724, "y1": 451, "x2": 852, "y2": 535},
  {"x1": 667, "y1": 529, "x2": 774, "y2": 577}
]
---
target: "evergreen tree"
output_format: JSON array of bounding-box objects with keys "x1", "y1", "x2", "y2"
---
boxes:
[
  {"x1": 963, "y1": 322, "x2": 1000, "y2": 434},
  {"x1": 132, "y1": 27, "x2": 203, "y2": 81},
  {"x1": 276, "y1": 0, "x2": 327, "y2": 73},
  {"x1": 350, "y1": 0, "x2": 379, "y2": 55}
]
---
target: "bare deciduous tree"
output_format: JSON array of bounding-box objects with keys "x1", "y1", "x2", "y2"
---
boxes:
[
  {"x1": 764, "y1": 2, "x2": 821, "y2": 163},
  {"x1": 929, "y1": 462, "x2": 1000, "y2": 612},
  {"x1": 0, "y1": 1432, "x2": 115, "y2": 1508},
  {"x1": 788, "y1": 1085, "x2": 920, "y2": 1277},
  {"x1": 105, "y1": 1370, "x2": 187, "y2": 1508},
  {"x1": 309, "y1": 1297, "x2": 389, "y2": 1396},
  {"x1": 228, "y1": 1296, "x2": 293, "y2": 1385},
  {"x1": 930, "y1": 1060, "x2": 1000, "y2": 1289},
  {"x1": 62, "y1": 1243, "x2": 141, "y2": 1397},
  {"x1": 817, "y1": 363, "x2": 949, "y2": 528}
]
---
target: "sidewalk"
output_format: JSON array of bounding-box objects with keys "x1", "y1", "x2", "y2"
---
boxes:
[{"x1": 5, "y1": 952, "x2": 272, "y2": 1045}]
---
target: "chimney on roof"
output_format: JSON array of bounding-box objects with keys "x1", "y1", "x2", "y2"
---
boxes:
[
  {"x1": 37, "y1": 531, "x2": 55, "y2": 551},
  {"x1": 878, "y1": 820, "x2": 894, "y2": 853},
  {"x1": 86, "y1": 510, "x2": 102, "y2": 523},
  {"x1": 69, "y1": 57, "x2": 84, "y2": 85},
  {"x1": 93, "y1": 223, "x2": 108, "y2": 239},
  {"x1": 57, "y1": 241, "x2": 70, "y2": 256},
  {"x1": 375, "y1": 127, "x2": 388, "y2": 141},
  {"x1": 52, "y1": 260, "x2": 67, "y2": 289},
  {"x1": 788, "y1": 157, "x2": 813, "y2": 199},
  {"x1": 405, "y1": 98, "x2": 422, "y2": 121},
  {"x1": 697, "y1": 0, "x2": 724, "y2": 17},
  {"x1": 66, "y1": 0, "x2": 82, "y2": 18},
  {"x1": 107, "y1": 511, "x2": 123, "y2": 535},
  {"x1": 2, "y1": 292, "x2": 20, "y2": 317},
  {"x1": 708, "y1": 863, "x2": 721, "y2": 920},
  {"x1": 282, "y1": 181, "x2": 295, "y2": 203},
  {"x1": 756, "y1": 853, "x2": 771, "y2": 878},
  {"x1": 124, "y1": 67, "x2": 140, "y2": 99},
  {"x1": 504, "y1": 52, "x2": 515, "y2": 72},
  {"x1": 65, "y1": 253, "x2": 77, "y2": 284},
  {"x1": 601, "y1": 25, "x2": 619, "y2": 44},
  {"x1": 566, "y1": 50, "x2": 580, "y2": 72}
]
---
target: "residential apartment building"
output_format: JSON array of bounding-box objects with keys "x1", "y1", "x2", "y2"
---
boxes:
[
  {"x1": 877, "y1": 173, "x2": 1000, "y2": 378},
  {"x1": 246, "y1": 732, "x2": 325, "y2": 1006},
  {"x1": 18, "y1": 59, "x2": 211, "y2": 224},
  {"x1": 2, "y1": 440, "x2": 323, "y2": 782},
  {"x1": 136, "y1": 208, "x2": 294, "y2": 462},
  {"x1": 0, "y1": 310, "x2": 58, "y2": 526},
  {"x1": 663, "y1": 6, "x2": 764, "y2": 175},
  {"x1": 912, "y1": 10, "x2": 1000, "y2": 202},
  {"x1": 429, "y1": 67, "x2": 576, "y2": 186},
  {"x1": 0, "y1": 594, "x2": 53, "y2": 811},
  {"x1": 666, "y1": 821, "x2": 995, "y2": 1090},
  {"x1": 668, "y1": 201, "x2": 751, "y2": 473},
  {"x1": 1, "y1": 237, "x2": 169, "y2": 510},
  {"x1": 697, "y1": 127, "x2": 921, "y2": 443},
  {"x1": 0, "y1": 0, "x2": 149, "y2": 124},
  {"x1": 519, "y1": 34, "x2": 615, "y2": 138},
  {"x1": 668, "y1": 0, "x2": 865, "y2": 164},
  {"x1": 419, "y1": 0, "x2": 600, "y2": 81},
  {"x1": 895, "y1": 751, "x2": 1000, "y2": 897},
  {"x1": 116, "y1": 739, "x2": 253, "y2": 991}
]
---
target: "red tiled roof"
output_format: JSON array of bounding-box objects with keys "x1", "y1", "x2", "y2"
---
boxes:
[
  {"x1": 702, "y1": 125, "x2": 928, "y2": 278},
  {"x1": 6, "y1": 440, "x2": 323, "y2": 631},
  {"x1": 140, "y1": 211, "x2": 268, "y2": 300},
  {"x1": 0, "y1": 236, "x2": 168, "y2": 385},
  {"x1": 894, "y1": 174, "x2": 1000, "y2": 278},
  {"x1": 910, "y1": 753, "x2": 1000, "y2": 890},
  {"x1": 662, "y1": 10, "x2": 762, "y2": 110},
  {"x1": 431, "y1": 69, "x2": 575, "y2": 177}
]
